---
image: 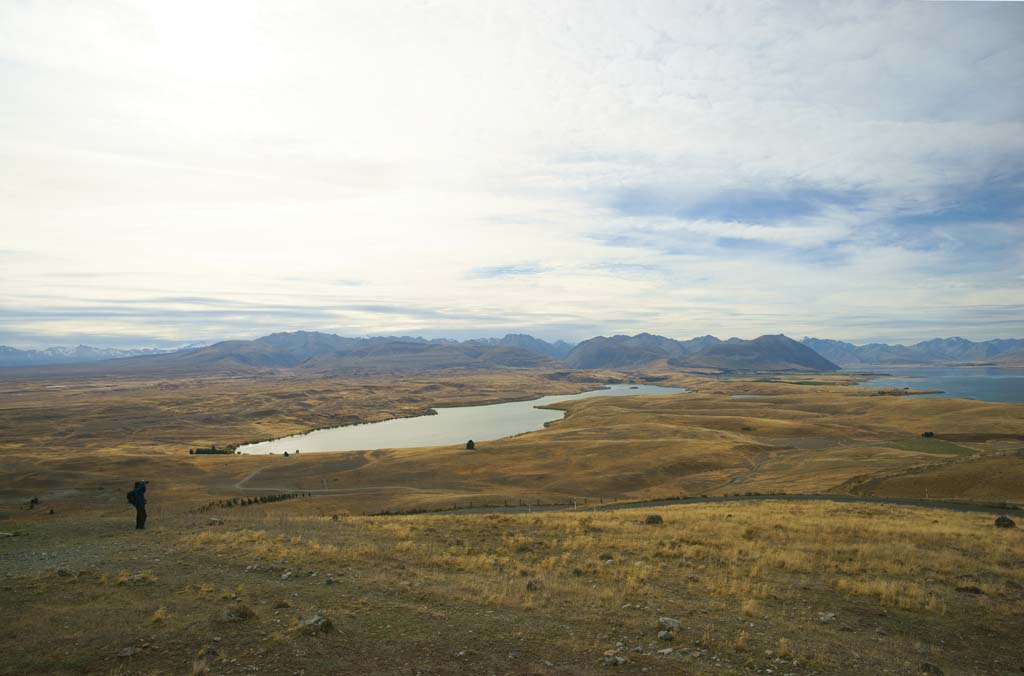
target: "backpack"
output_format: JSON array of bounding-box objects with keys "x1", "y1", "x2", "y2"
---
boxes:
[{"x1": 127, "y1": 489, "x2": 137, "y2": 506}]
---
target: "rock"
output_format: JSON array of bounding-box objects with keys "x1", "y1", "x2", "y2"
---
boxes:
[
  {"x1": 644, "y1": 514, "x2": 664, "y2": 525},
  {"x1": 657, "y1": 630, "x2": 674, "y2": 641},
  {"x1": 955, "y1": 585, "x2": 984, "y2": 594},
  {"x1": 526, "y1": 579, "x2": 541, "y2": 592},
  {"x1": 207, "y1": 518, "x2": 224, "y2": 526},
  {"x1": 658, "y1": 617, "x2": 681, "y2": 631},
  {"x1": 603, "y1": 655, "x2": 627, "y2": 666},
  {"x1": 56, "y1": 568, "x2": 71, "y2": 577},
  {"x1": 324, "y1": 577, "x2": 335, "y2": 585},
  {"x1": 995, "y1": 515, "x2": 1017, "y2": 529},
  {"x1": 817, "y1": 612, "x2": 836, "y2": 623},
  {"x1": 300, "y1": 611, "x2": 333, "y2": 634},
  {"x1": 281, "y1": 570, "x2": 293, "y2": 580},
  {"x1": 223, "y1": 605, "x2": 255, "y2": 622},
  {"x1": 117, "y1": 646, "x2": 138, "y2": 658},
  {"x1": 0, "y1": 532, "x2": 14, "y2": 538},
  {"x1": 657, "y1": 648, "x2": 673, "y2": 655},
  {"x1": 919, "y1": 663, "x2": 944, "y2": 676}
]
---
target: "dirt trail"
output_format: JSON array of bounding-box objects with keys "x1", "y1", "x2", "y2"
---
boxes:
[
  {"x1": 233, "y1": 464, "x2": 417, "y2": 495},
  {"x1": 423, "y1": 493, "x2": 1023, "y2": 517}
]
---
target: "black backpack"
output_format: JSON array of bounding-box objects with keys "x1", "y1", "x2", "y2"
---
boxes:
[{"x1": 127, "y1": 489, "x2": 137, "y2": 506}]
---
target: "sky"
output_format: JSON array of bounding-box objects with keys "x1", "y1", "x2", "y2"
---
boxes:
[{"x1": 1, "y1": 0, "x2": 1022, "y2": 348}]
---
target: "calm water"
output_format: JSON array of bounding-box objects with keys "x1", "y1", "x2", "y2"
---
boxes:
[
  {"x1": 854, "y1": 367, "x2": 1024, "y2": 403},
  {"x1": 239, "y1": 383, "x2": 688, "y2": 454}
]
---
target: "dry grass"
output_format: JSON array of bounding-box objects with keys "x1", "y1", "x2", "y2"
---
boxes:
[{"x1": 9, "y1": 500, "x2": 1016, "y2": 674}]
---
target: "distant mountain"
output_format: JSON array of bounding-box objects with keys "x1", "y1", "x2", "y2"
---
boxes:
[
  {"x1": 801, "y1": 337, "x2": 1024, "y2": 366},
  {"x1": 0, "y1": 344, "x2": 174, "y2": 367},
  {"x1": 565, "y1": 333, "x2": 837, "y2": 372},
  {"x1": 564, "y1": 333, "x2": 721, "y2": 369},
  {"x1": 8, "y1": 331, "x2": 557, "y2": 375},
  {"x1": 466, "y1": 334, "x2": 575, "y2": 360},
  {"x1": 673, "y1": 335, "x2": 840, "y2": 372}
]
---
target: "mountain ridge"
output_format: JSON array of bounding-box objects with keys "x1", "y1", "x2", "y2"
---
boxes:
[{"x1": 3, "y1": 331, "x2": 1021, "y2": 370}]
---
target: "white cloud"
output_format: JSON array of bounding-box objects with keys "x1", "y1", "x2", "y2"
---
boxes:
[{"x1": 0, "y1": 1, "x2": 1021, "y2": 346}]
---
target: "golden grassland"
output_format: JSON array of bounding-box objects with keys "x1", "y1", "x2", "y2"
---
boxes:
[
  {"x1": 2, "y1": 367, "x2": 1023, "y2": 675},
  {"x1": 1, "y1": 368, "x2": 1023, "y2": 520},
  {"x1": 2, "y1": 501, "x2": 1022, "y2": 675}
]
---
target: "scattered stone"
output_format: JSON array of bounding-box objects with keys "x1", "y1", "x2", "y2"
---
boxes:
[
  {"x1": 281, "y1": 570, "x2": 293, "y2": 580},
  {"x1": 207, "y1": 518, "x2": 224, "y2": 526},
  {"x1": 644, "y1": 514, "x2": 664, "y2": 525},
  {"x1": 223, "y1": 605, "x2": 255, "y2": 622},
  {"x1": 300, "y1": 611, "x2": 333, "y2": 634},
  {"x1": 117, "y1": 646, "x2": 138, "y2": 658},
  {"x1": 603, "y1": 655, "x2": 627, "y2": 667},
  {"x1": 919, "y1": 663, "x2": 944, "y2": 676},
  {"x1": 995, "y1": 515, "x2": 1017, "y2": 529},
  {"x1": 817, "y1": 612, "x2": 836, "y2": 623},
  {"x1": 658, "y1": 617, "x2": 681, "y2": 631},
  {"x1": 657, "y1": 630, "x2": 674, "y2": 641}
]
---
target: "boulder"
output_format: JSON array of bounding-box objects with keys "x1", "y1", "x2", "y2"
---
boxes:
[
  {"x1": 657, "y1": 630, "x2": 674, "y2": 641},
  {"x1": 919, "y1": 663, "x2": 944, "y2": 676},
  {"x1": 644, "y1": 514, "x2": 664, "y2": 525},
  {"x1": 995, "y1": 515, "x2": 1016, "y2": 528},
  {"x1": 207, "y1": 518, "x2": 224, "y2": 526},
  {"x1": 300, "y1": 611, "x2": 333, "y2": 634}
]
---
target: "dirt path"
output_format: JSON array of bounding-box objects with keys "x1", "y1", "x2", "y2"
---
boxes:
[
  {"x1": 418, "y1": 493, "x2": 1023, "y2": 517},
  {"x1": 233, "y1": 464, "x2": 418, "y2": 495}
]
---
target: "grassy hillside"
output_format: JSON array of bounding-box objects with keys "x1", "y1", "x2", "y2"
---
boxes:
[{"x1": 3, "y1": 500, "x2": 1021, "y2": 675}]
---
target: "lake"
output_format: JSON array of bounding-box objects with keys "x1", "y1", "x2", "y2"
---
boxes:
[
  {"x1": 238, "y1": 383, "x2": 688, "y2": 454},
  {"x1": 853, "y1": 367, "x2": 1024, "y2": 403}
]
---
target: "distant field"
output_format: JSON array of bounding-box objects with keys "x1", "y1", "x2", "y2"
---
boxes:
[{"x1": 2, "y1": 368, "x2": 1022, "y2": 522}]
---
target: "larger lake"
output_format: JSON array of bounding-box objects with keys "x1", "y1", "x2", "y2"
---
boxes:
[
  {"x1": 238, "y1": 383, "x2": 688, "y2": 454},
  {"x1": 854, "y1": 367, "x2": 1024, "y2": 403}
]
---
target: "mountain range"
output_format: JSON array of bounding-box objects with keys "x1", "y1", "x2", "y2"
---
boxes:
[
  {"x1": 2, "y1": 331, "x2": 1021, "y2": 373},
  {"x1": 0, "y1": 344, "x2": 174, "y2": 367},
  {"x1": 800, "y1": 337, "x2": 1024, "y2": 367},
  {"x1": 565, "y1": 333, "x2": 838, "y2": 371}
]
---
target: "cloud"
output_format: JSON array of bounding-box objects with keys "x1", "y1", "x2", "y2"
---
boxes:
[
  {"x1": 0, "y1": 1, "x2": 1021, "y2": 346},
  {"x1": 467, "y1": 264, "x2": 549, "y2": 279}
]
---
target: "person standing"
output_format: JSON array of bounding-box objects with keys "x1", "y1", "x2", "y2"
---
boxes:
[{"x1": 131, "y1": 480, "x2": 148, "y2": 530}]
